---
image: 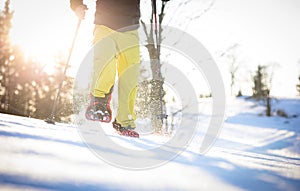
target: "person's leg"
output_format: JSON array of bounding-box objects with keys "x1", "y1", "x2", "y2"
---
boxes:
[
  {"x1": 91, "y1": 25, "x2": 117, "y2": 98},
  {"x1": 85, "y1": 25, "x2": 117, "y2": 122},
  {"x1": 115, "y1": 29, "x2": 140, "y2": 127}
]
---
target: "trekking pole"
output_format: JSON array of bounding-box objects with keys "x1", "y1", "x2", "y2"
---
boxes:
[{"x1": 45, "y1": 19, "x2": 81, "y2": 124}]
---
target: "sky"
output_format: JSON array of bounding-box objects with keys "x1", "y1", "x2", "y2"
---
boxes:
[
  {"x1": 191, "y1": 0, "x2": 300, "y2": 96},
  {"x1": 5, "y1": 0, "x2": 95, "y2": 74},
  {"x1": 2, "y1": 0, "x2": 300, "y2": 97}
]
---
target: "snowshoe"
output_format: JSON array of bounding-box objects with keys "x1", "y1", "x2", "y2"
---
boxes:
[
  {"x1": 112, "y1": 120, "x2": 139, "y2": 138},
  {"x1": 85, "y1": 94, "x2": 112, "y2": 123}
]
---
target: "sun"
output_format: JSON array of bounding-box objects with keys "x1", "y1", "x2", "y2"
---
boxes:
[
  {"x1": 9, "y1": 0, "x2": 94, "y2": 76},
  {"x1": 12, "y1": 21, "x2": 95, "y2": 76}
]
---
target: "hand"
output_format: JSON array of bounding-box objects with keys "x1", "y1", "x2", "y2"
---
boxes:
[{"x1": 75, "y1": 4, "x2": 88, "y2": 20}]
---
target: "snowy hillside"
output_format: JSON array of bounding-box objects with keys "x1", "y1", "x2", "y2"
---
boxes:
[{"x1": 0, "y1": 97, "x2": 300, "y2": 191}]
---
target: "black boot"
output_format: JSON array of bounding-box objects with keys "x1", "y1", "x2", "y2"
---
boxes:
[
  {"x1": 112, "y1": 119, "x2": 139, "y2": 138},
  {"x1": 85, "y1": 93, "x2": 112, "y2": 123}
]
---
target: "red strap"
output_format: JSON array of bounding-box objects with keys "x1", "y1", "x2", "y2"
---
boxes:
[{"x1": 121, "y1": 130, "x2": 139, "y2": 138}]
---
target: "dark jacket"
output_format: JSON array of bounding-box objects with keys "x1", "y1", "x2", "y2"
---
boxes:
[{"x1": 70, "y1": 0, "x2": 140, "y2": 30}]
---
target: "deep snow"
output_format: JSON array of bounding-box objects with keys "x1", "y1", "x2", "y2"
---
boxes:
[{"x1": 0, "y1": 97, "x2": 300, "y2": 191}]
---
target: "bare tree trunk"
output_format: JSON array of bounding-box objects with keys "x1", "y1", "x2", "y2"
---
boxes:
[
  {"x1": 138, "y1": 1, "x2": 168, "y2": 134},
  {"x1": 138, "y1": 0, "x2": 215, "y2": 134},
  {"x1": 266, "y1": 90, "x2": 271, "y2": 117},
  {"x1": 141, "y1": 24, "x2": 165, "y2": 133},
  {"x1": 297, "y1": 76, "x2": 300, "y2": 96}
]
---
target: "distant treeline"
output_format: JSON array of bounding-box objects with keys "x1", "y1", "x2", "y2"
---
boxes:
[{"x1": 0, "y1": 1, "x2": 73, "y2": 122}]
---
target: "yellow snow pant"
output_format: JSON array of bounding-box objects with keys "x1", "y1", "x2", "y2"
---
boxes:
[{"x1": 91, "y1": 25, "x2": 140, "y2": 128}]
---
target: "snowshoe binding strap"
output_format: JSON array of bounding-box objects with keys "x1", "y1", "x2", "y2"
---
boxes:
[
  {"x1": 112, "y1": 120, "x2": 139, "y2": 138},
  {"x1": 120, "y1": 129, "x2": 139, "y2": 138}
]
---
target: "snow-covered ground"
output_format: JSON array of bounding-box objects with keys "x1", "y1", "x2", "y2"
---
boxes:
[{"x1": 0, "y1": 97, "x2": 300, "y2": 191}]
